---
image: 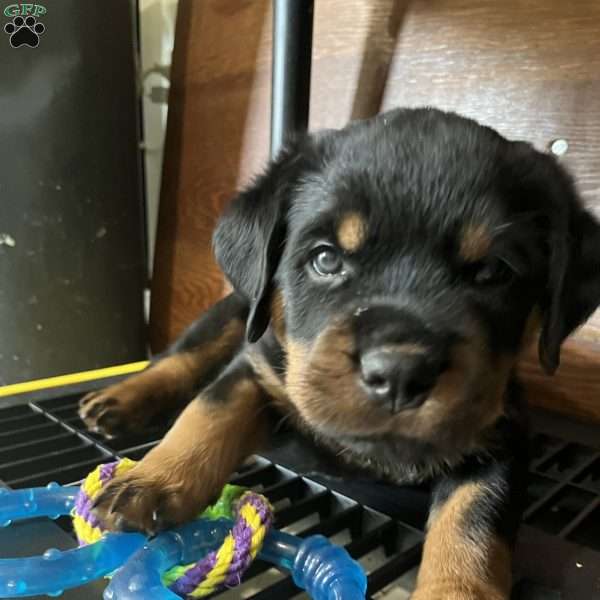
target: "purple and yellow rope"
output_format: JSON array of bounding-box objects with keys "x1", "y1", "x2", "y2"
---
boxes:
[
  {"x1": 71, "y1": 459, "x2": 273, "y2": 599},
  {"x1": 72, "y1": 458, "x2": 136, "y2": 546},
  {"x1": 167, "y1": 491, "x2": 273, "y2": 597}
]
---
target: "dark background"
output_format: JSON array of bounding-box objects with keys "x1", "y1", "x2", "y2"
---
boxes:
[{"x1": 0, "y1": 0, "x2": 146, "y2": 385}]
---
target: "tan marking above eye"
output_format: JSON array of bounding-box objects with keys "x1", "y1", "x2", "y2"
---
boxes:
[
  {"x1": 521, "y1": 307, "x2": 542, "y2": 353},
  {"x1": 247, "y1": 351, "x2": 287, "y2": 403},
  {"x1": 337, "y1": 212, "x2": 367, "y2": 252},
  {"x1": 270, "y1": 290, "x2": 286, "y2": 343},
  {"x1": 460, "y1": 223, "x2": 492, "y2": 262},
  {"x1": 377, "y1": 343, "x2": 427, "y2": 356}
]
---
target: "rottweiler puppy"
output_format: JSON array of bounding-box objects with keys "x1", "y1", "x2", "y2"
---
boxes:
[{"x1": 80, "y1": 108, "x2": 600, "y2": 599}]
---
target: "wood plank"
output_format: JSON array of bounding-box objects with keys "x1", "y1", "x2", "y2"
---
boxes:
[
  {"x1": 520, "y1": 337, "x2": 600, "y2": 424},
  {"x1": 151, "y1": 0, "x2": 600, "y2": 421},
  {"x1": 150, "y1": 0, "x2": 270, "y2": 350}
]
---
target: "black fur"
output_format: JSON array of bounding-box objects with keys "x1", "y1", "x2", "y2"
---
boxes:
[
  {"x1": 85, "y1": 107, "x2": 600, "y2": 591},
  {"x1": 215, "y1": 109, "x2": 600, "y2": 370},
  {"x1": 211, "y1": 107, "x2": 600, "y2": 548}
]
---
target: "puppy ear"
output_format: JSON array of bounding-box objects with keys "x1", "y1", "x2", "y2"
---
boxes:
[
  {"x1": 538, "y1": 174, "x2": 600, "y2": 374},
  {"x1": 213, "y1": 143, "x2": 304, "y2": 342}
]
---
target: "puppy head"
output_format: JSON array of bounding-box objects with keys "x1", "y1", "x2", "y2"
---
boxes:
[{"x1": 214, "y1": 108, "x2": 600, "y2": 457}]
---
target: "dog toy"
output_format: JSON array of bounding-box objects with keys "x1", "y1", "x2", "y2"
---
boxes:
[
  {"x1": 0, "y1": 459, "x2": 367, "y2": 600},
  {"x1": 73, "y1": 459, "x2": 272, "y2": 597}
]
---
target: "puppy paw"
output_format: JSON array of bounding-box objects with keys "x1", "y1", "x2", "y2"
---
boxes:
[
  {"x1": 79, "y1": 371, "x2": 165, "y2": 436},
  {"x1": 92, "y1": 454, "x2": 217, "y2": 535}
]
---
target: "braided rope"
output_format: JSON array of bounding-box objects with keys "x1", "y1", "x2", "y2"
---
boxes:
[
  {"x1": 167, "y1": 491, "x2": 273, "y2": 598},
  {"x1": 72, "y1": 458, "x2": 136, "y2": 546},
  {"x1": 71, "y1": 459, "x2": 273, "y2": 599}
]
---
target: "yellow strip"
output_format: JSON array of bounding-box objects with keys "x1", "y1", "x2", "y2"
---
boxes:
[{"x1": 0, "y1": 361, "x2": 149, "y2": 398}]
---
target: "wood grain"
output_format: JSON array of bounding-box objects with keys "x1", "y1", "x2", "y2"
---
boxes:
[
  {"x1": 151, "y1": 0, "x2": 600, "y2": 421},
  {"x1": 149, "y1": 0, "x2": 270, "y2": 350},
  {"x1": 520, "y1": 337, "x2": 600, "y2": 423}
]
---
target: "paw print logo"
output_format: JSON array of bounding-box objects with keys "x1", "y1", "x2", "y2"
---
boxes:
[{"x1": 4, "y1": 15, "x2": 45, "y2": 48}]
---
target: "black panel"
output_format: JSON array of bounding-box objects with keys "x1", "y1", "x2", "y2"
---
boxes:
[{"x1": 0, "y1": 0, "x2": 146, "y2": 385}]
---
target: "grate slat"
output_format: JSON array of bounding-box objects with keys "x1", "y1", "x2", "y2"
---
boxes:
[
  {"x1": 0, "y1": 422, "x2": 68, "y2": 449},
  {"x1": 7, "y1": 457, "x2": 115, "y2": 488},
  {"x1": 0, "y1": 404, "x2": 34, "y2": 420},
  {"x1": 0, "y1": 413, "x2": 50, "y2": 433},
  {"x1": 366, "y1": 544, "x2": 422, "y2": 596},
  {"x1": 0, "y1": 434, "x2": 87, "y2": 467},
  {"x1": 275, "y1": 490, "x2": 332, "y2": 529}
]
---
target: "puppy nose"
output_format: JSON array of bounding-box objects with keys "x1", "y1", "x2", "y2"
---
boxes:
[{"x1": 360, "y1": 347, "x2": 443, "y2": 412}]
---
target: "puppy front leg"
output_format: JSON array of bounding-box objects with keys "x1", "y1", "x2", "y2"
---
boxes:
[
  {"x1": 80, "y1": 293, "x2": 248, "y2": 436},
  {"x1": 92, "y1": 358, "x2": 269, "y2": 534},
  {"x1": 412, "y1": 455, "x2": 523, "y2": 600}
]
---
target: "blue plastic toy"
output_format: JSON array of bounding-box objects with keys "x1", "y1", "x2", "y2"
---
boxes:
[{"x1": 0, "y1": 482, "x2": 367, "y2": 599}]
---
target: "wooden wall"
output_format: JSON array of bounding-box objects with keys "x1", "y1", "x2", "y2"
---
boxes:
[{"x1": 150, "y1": 0, "x2": 600, "y2": 421}]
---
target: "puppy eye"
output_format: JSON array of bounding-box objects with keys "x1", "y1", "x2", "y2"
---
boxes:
[
  {"x1": 470, "y1": 257, "x2": 514, "y2": 286},
  {"x1": 310, "y1": 246, "x2": 344, "y2": 277}
]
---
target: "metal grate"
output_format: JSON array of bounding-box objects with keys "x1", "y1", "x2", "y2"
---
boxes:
[
  {"x1": 524, "y1": 426, "x2": 600, "y2": 550},
  {"x1": 0, "y1": 387, "x2": 423, "y2": 598},
  {"x1": 0, "y1": 393, "x2": 162, "y2": 489},
  {"x1": 1, "y1": 381, "x2": 600, "y2": 598}
]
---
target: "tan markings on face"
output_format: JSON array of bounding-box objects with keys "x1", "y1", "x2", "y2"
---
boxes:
[
  {"x1": 337, "y1": 212, "x2": 367, "y2": 252},
  {"x1": 270, "y1": 289, "x2": 287, "y2": 344},
  {"x1": 286, "y1": 330, "x2": 379, "y2": 434},
  {"x1": 460, "y1": 223, "x2": 492, "y2": 262},
  {"x1": 377, "y1": 343, "x2": 427, "y2": 356},
  {"x1": 247, "y1": 351, "x2": 288, "y2": 403},
  {"x1": 285, "y1": 320, "x2": 513, "y2": 454},
  {"x1": 413, "y1": 482, "x2": 512, "y2": 600},
  {"x1": 521, "y1": 307, "x2": 542, "y2": 353}
]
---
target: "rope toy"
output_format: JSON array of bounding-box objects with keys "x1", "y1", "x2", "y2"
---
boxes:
[{"x1": 72, "y1": 459, "x2": 274, "y2": 598}]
